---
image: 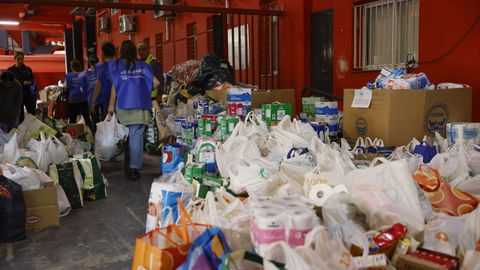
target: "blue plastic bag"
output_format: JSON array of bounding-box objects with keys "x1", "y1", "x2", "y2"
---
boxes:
[
  {"x1": 413, "y1": 141, "x2": 438, "y2": 163},
  {"x1": 177, "y1": 227, "x2": 232, "y2": 270},
  {"x1": 161, "y1": 144, "x2": 184, "y2": 174}
]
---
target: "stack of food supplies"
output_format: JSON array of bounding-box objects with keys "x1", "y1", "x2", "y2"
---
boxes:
[
  {"x1": 137, "y1": 104, "x2": 480, "y2": 269},
  {"x1": 366, "y1": 67, "x2": 433, "y2": 90}
]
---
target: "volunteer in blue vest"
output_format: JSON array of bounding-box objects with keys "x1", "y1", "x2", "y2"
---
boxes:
[
  {"x1": 65, "y1": 59, "x2": 95, "y2": 134},
  {"x1": 90, "y1": 42, "x2": 116, "y2": 122},
  {"x1": 137, "y1": 41, "x2": 164, "y2": 103},
  {"x1": 79, "y1": 55, "x2": 99, "y2": 131},
  {"x1": 107, "y1": 40, "x2": 159, "y2": 180}
]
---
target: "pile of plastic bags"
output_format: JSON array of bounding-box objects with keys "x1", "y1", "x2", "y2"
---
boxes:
[
  {"x1": 135, "y1": 107, "x2": 480, "y2": 269},
  {"x1": 0, "y1": 113, "x2": 110, "y2": 243}
]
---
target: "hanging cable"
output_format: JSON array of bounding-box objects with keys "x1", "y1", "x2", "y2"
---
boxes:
[{"x1": 419, "y1": 16, "x2": 479, "y2": 64}]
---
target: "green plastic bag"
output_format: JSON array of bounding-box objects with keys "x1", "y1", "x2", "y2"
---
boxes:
[
  {"x1": 144, "y1": 109, "x2": 161, "y2": 154},
  {"x1": 49, "y1": 162, "x2": 84, "y2": 208},
  {"x1": 74, "y1": 153, "x2": 107, "y2": 201}
]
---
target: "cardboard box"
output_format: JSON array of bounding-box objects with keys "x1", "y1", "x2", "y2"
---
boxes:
[
  {"x1": 23, "y1": 181, "x2": 59, "y2": 231},
  {"x1": 343, "y1": 88, "x2": 472, "y2": 146},
  {"x1": 66, "y1": 123, "x2": 86, "y2": 137},
  {"x1": 206, "y1": 89, "x2": 296, "y2": 113},
  {"x1": 397, "y1": 249, "x2": 460, "y2": 270}
]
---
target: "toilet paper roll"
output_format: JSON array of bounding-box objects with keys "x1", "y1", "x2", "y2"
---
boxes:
[
  {"x1": 255, "y1": 211, "x2": 285, "y2": 230},
  {"x1": 284, "y1": 202, "x2": 305, "y2": 210},
  {"x1": 252, "y1": 206, "x2": 278, "y2": 218},
  {"x1": 287, "y1": 210, "x2": 318, "y2": 230},
  {"x1": 308, "y1": 184, "x2": 348, "y2": 207}
]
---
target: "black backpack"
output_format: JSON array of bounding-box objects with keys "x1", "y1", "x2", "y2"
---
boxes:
[{"x1": 0, "y1": 175, "x2": 26, "y2": 242}]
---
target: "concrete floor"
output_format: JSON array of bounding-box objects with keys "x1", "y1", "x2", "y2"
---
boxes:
[{"x1": 0, "y1": 154, "x2": 161, "y2": 270}]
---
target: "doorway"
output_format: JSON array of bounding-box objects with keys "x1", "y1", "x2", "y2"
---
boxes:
[{"x1": 310, "y1": 10, "x2": 333, "y2": 95}]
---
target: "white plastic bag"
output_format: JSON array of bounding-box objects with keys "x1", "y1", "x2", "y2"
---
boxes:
[
  {"x1": 49, "y1": 136, "x2": 68, "y2": 164},
  {"x1": 322, "y1": 193, "x2": 370, "y2": 257},
  {"x1": 36, "y1": 133, "x2": 53, "y2": 172},
  {"x1": 2, "y1": 164, "x2": 53, "y2": 192},
  {"x1": 462, "y1": 250, "x2": 480, "y2": 269},
  {"x1": 455, "y1": 175, "x2": 480, "y2": 199},
  {"x1": 280, "y1": 150, "x2": 316, "y2": 195},
  {"x1": 345, "y1": 158, "x2": 425, "y2": 236},
  {"x1": 95, "y1": 114, "x2": 128, "y2": 161},
  {"x1": 55, "y1": 183, "x2": 72, "y2": 217},
  {"x1": 193, "y1": 190, "x2": 252, "y2": 251},
  {"x1": 1, "y1": 133, "x2": 20, "y2": 164},
  {"x1": 301, "y1": 226, "x2": 357, "y2": 270},
  {"x1": 262, "y1": 241, "x2": 311, "y2": 270},
  {"x1": 423, "y1": 213, "x2": 468, "y2": 256},
  {"x1": 429, "y1": 143, "x2": 470, "y2": 187},
  {"x1": 458, "y1": 207, "x2": 480, "y2": 257},
  {"x1": 228, "y1": 160, "x2": 272, "y2": 195},
  {"x1": 435, "y1": 132, "x2": 448, "y2": 153}
]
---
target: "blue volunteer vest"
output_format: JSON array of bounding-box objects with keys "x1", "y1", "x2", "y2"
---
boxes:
[
  {"x1": 65, "y1": 72, "x2": 85, "y2": 102},
  {"x1": 79, "y1": 69, "x2": 97, "y2": 105},
  {"x1": 94, "y1": 61, "x2": 113, "y2": 105},
  {"x1": 108, "y1": 59, "x2": 153, "y2": 110}
]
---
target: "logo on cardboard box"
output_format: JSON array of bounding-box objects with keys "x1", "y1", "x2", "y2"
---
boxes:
[
  {"x1": 356, "y1": 117, "x2": 368, "y2": 135},
  {"x1": 26, "y1": 215, "x2": 41, "y2": 224},
  {"x1": 425, "y1": 103, "x2": 448, "y2": 136}
]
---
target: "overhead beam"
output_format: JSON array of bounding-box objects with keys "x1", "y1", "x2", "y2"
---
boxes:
[
  {"x1": 21, "y1": 14, "x2": 73, "y2": 24},
  {"x1": 2, "y1": 0, "x2": 285, "y2": 16},
  {"x1": 0, "y1": 22, "x2": 64, "y2": 32}
]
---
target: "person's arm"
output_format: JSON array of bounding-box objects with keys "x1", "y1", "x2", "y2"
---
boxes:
[
  {"x1": 90, "y1": 78, "x2": 102, "y2": 114},
  {"x1": 24, "y1": 66, "x2": 34, "y2": 85},
  {"x1": 108, "y1": 85, "x2": 116, "y2": 118}
]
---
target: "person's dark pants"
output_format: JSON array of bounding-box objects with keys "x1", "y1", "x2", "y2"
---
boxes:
[
  {"x1": 19, "y1": 88, "x2": 37, "y2": 123},
  {"x1": 69, "y1": 102, "x2": 95, "y2": 134},
  {"x1": 91, "y1": 103, "x2": 108, "y2": 127}
]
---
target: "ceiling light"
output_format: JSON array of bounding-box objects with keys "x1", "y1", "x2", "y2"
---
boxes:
[{"x1": 0, "y1": 21, "x2": 20, "y2": 26}]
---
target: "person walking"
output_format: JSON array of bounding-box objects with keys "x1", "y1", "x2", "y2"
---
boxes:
[
  {"x1": 137, "y1": 41, "x2": 164, "y2": 103},
  {"x1": 0, "y1": 70, "x2": 23, "y2": 132},
  {"x1": 79, "y1": 55, "x2": 99, "y2": 131},
  {"x1": 7, "y1": 51, "x2": 36, "y2": 123},
  {"x1": 107, "y1": 40, "x2": 159, "y2": 180},
  {"x1": 65, "y1": 59, "x2": 95, "y2": 134},
  {"x1": 90, "y1": 42, "x2": 116, "y2": 123}
]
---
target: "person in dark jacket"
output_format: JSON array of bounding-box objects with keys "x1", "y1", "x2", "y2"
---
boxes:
[
  {"x1": 0, "y1": 70, "x2": 23, "y2": 132},
  {"x1": 7, "y1": 51, "x2": 36, "y2": 123},
  {"x1": 65, "y1": 59, "x2": 95, "y2": 133}
]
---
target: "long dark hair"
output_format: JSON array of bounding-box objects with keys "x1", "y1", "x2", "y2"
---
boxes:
[{"x1": 120, "y1": 40, "x2": 137, "y2": 71}]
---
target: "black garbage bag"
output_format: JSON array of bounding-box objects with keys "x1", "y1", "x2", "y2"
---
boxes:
[
  {"x1": 186, "y1": 54, "x2": 234, "y2": 97},
  {"x1": 0, "y1": 175, "x2": 26, "y2": 242}
]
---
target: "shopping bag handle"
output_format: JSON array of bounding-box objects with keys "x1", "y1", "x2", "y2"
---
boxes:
[
  {"x1": 177, "y1": 198, "x2": 202, "y2": 237},
  {"x1": 412, "y1": 165, "x2": 441, "y2": 192},
  {"x1": 369, "y1": 157, "x2": 389, "y2": 167}
]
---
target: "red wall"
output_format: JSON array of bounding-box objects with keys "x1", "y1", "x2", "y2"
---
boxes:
[
  {"x1": 0, "y1": 54, "x2": 66, "y2": 90},
  {"x1": 95, "y1": 0, "x2": 480, "y2": 120},
  {"x1": 311, "y1": 0, "x2": 480, "y2": 120},
  {"x1": 96, "y1": 0, "x2": 308, "y2": 102}
]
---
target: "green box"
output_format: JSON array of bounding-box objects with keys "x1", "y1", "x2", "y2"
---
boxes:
[
  {"x1": 302, "y1": 97, "x2": 325, "y2": 117},
  {"x1": 262, "y1": 103, "x2": 292, "y2": 125}
]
